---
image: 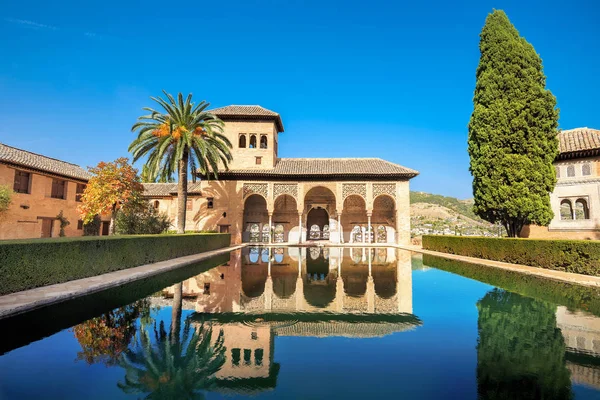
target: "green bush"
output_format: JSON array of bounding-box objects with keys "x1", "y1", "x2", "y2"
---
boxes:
[
  {"x1": 0, "y1": 233, "x2": 230, "y2": 295},
  {"x1": 83, "y1": 215, "x2": 101, "y2": 236},
  {"x1": 115, "y1": 204, "x2": 170, "y2": 235},
  {"x1": 0, "y1": 184, "x2": 12, "y2": 214},
  {"x1": 422, "y1": 235, "x2": 600, "y2": 276},
  {"x1": 423, "y1": 254, "x2": 600, "y2": 316}
]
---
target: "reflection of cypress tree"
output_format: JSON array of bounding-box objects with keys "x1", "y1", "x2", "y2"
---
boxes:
[{"x1": 477, "y1": 289, "x2": 572, "y2": 400}]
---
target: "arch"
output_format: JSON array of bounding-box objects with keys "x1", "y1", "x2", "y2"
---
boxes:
[
  {"x1": 272, "y1": 267, "x2": 297, "y2": 299},
  {"x1": 260, "y1": 135, "x2": 268, "y2": 149},
  {"x1": 274, "y1": 247, "x2": 284, "y2": 263},
  {"x1": 373, "y1": 264, "x2": 397, "y2": 299},
  {"x1": 376, "y1": 225, "x2": 387, "y2": 243},
  {"x1": 307, "y1": 208, "x2": 328, "y2": 240},
  {"x1": 560, "y1": 199, "x2": 573, "y2": 221},
  {"x1": 243, "y1": 194, "x2": 268, "y2": 243},
  {"x1": 249, "y1": 134, "x2": 257, "y2": 148},
  {"x1": 575, "y1": 198, "x2": 590, "y2": 220},
  {"x1": 583, "y1": 164, "x2": 592, "y2": 176},
  {"x1": 242, "y1": 263, "x2": 267, "y2": 298},
  {"x1": 273, "y1": 194, "x2": 298, "y2": 243},
  {"x1": 304, "y1": 250, "x2": 336, "y2": 307},
  {"x1": 248, "y1": 246, "x2": 260, "y2": 263},
  {"x1": 342, "y1": 265, "x2": 368, "y2": 297},
  {"x1": 351, "y1": 225, "x2": 362, "y2": 243},
  {"x1": 261, "y1": 248, "x2": 269, "y2": 263},
  {"x1": 567, "y1": 165, "x2": 575, "y2": 177},
  {"x1": 262, "y1": 224, "x2": 270, "y2": 243},
  {"x1": 239, "y1": 134, "x2": 247, "y2": 148}
]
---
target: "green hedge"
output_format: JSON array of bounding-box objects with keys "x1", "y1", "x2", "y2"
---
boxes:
[
  {"x1": 423, "y1": 254, "x2": 600, "y2": 317},
  {"x1": 0, "y1": 233, "x2": 230, "y2": 295},
  {"x1": 422, "y1": 235, "x2": 600, "y2": 276}
]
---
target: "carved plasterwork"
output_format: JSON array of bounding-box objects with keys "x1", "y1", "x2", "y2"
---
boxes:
[
  {"x1": 243, "y1": 183, "x2": 268, "y2": 199},
  {"x1": 342, "y1": 183, "x2": 367, "y2": 200},
  {"x1": 273, "y1": 183, "x2": 298, "y2": 200},
  {"x1": 373, "y1": 183, "x2": 396, "y2": 199}
]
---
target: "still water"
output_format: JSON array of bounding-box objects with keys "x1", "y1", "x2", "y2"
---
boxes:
[{"x1": 1, "y1": 246, "x2": 600, "y2": 399}]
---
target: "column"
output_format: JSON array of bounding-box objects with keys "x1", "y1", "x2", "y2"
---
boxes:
[
  {"x1": 268, "y1": 213, "x2": 273, "y2": 244},
  {"x1": 338, "y1": 212, "x2": 343, "y2": 243},
  {"x1": 367, "y1": 253, "x2": 374, "y2": 313},
  {"x1": 298, "y1": 212, "x2": 303, "y2": 244},
  {"x1": 367, "y1": 213, "x2": 372, "y2": 244}
]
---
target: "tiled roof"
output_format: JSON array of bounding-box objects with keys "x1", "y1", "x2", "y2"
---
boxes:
[
  {"x1": 209, "y1": 105, "x2": 284, "y2": 132},
  {"x1": 210, "y1": 158, "x2": 419, "y2": 180},
  {"x1": 558, "y1": 128, "x2": 600, "y2": 159},
  {"x1": 142, "y1": 182, "x2": 203, "y2": 197},
  {"x1": 0, "y1": 143, "x2": 91, "y2": 181}
]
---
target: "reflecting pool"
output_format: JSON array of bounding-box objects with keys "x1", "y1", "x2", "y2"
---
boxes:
[{"x1": 1, "y1": 247, "x2": 600, "y2": 399}]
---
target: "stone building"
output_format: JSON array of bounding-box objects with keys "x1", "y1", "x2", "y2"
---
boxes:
[
  {"x1": 524, "y1": 128, "x2": 600, "y2": 239},
  {"x1": 144, "y1": 105, "x2": 419, "y2": 245},
  {"x1": 0, "y1": 143, "x2": 110, "y2": 239}
]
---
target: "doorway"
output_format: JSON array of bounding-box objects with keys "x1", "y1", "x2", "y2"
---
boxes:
[
  {"x1": 306, "y1": 208, "x2": 329, "y2": 240},
  {"x1": 40, "y1": 218, "x2": 54, "y2": 238}
]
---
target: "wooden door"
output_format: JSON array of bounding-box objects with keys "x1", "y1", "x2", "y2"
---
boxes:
[{"x1": 41, "y1": 219, "x2": 53, "y2": 238}]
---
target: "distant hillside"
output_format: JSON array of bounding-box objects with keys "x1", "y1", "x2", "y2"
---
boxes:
[{"x1": 410, "y1": 191, "x2": 479, "y2": 220}]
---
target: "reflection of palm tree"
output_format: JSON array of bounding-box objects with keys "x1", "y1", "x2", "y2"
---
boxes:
[{"x1": 118, "y1": 284, "x2": 226, "y2": 399}]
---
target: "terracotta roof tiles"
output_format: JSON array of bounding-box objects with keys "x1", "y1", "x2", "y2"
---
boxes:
[
  {"x1": 143, "y1": 182, "x2": 203, "y2": 197},
  {"x1": 0, "y1": 143, "x2": 91, "y2": 181},
  {"x1": 209, "y1": 105, "x2": 284, "y2": 132},
  {"x1": 558, "y1": 128, "x2": 600, "y2": 157}
]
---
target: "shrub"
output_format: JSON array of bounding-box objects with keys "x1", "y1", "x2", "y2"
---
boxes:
[
  {"x1": 0, "y1": 184, "x2": 12, "y2": 215},
  {"x1": 56, "y1": 210, "x2": 70, "y2": 237},
  {"x1": 422, "y1": 235, "x2": 600, "y2": 276},
  {"x1": 115, "y1": 204, "x2": 170, "y2": 235},
  {"x1": 0, "y1": 233, "x2": 230, "y2": 295}
]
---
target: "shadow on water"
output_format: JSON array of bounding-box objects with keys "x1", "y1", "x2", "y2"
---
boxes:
[
  {"x1": 423, "y1": 254, "x2": 600, "y2": 317},
  {"x1": 0, "y1": 253, "x2": 229, "y2": 355}
]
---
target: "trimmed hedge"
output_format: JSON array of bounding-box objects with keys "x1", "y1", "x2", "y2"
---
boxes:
[
  {"x1": 423, "y1": 254, "x2": 600, "y2": 317},
  {"x1": 0, "y1": 233, "x2": 230, "y2": 295},
  {"x1": 422, "y1": 235, "x2": 600, "y2": 276}
]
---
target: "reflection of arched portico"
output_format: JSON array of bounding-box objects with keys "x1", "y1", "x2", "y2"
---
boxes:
[
  {"x1": 243, "y1": 194, "x2": 269, "y2": 243},
  {"x1": 372, "y1": 195, "x2": 396, "y2": 244}
]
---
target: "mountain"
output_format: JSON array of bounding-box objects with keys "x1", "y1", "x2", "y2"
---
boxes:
[{"x1": 410, "y1": 191, "x2": 499, "y2": 238}]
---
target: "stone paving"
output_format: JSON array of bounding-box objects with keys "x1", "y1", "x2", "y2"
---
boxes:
[
  {"x1": 399, "y1": 244, "x2": 600, "y2": 288},
  {"x1": 0, "y1": 244, "x2": 245, "y2": 320}
]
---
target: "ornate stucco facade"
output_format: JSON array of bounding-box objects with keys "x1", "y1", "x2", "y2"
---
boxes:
[
  {"x1": 524, "y1": 128, "x2": 600, "y2": 240},
  {"x1": 144, "y1": 106, "x2": 419, "y2": 245}
]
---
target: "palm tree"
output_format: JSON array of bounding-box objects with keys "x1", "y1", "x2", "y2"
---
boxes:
[{"x1": 130, "y1": 91, "x2": 232, "y2": 233}]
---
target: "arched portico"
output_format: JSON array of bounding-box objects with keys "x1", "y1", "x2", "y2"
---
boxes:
[
  {"x1": 273, "y1": 194, "x2": 299, "y2": 243},
  {"x1": 303, "y1": 186, "x2": 337, "y2": 242},
  {"x1": 243, "y1": 194, "x2": 269, "y2": 243}
]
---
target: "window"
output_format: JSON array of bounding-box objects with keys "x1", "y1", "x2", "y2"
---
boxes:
[
  {"x1": 377, "y1": 225, "x2": 387, "y2": 243},
  {"x1": 251, "y1": 332, "x2": 258, "y2": 340},
  {"x1": 77, "y1": 220, "x2": 83, "y2": 230},
  {"x1": 13, "y1": 170, "x2": 31, "y2": 194},
  {"x1": 309, "y1": 224, "x2": 321, "y2": 240},
  {"x1": 76, "y1": 183, "x2": 86, "y2": 202},
  {"x1": 249, "y1": 134, "x2": 257, "y2": 148},
  {"x1": 153, "y1": 200, "x2": 160, "y2": 209},
  {"x1": 239, "y1": 134, "x2": 247, "y2": 148},
  {"x1": 51, "y1": 179, "x2": 66, "y2": 199},
  {"x1": 203, "y1": 283, "x2": 210, "y2": 295},
  {"x1": 583, "y1": 163, "x2": 592, "y2": 176},
  {"x1": 219, "y1": 225, "x2": 229, "y2": 233},
  {"x1": 243, "y1": 349, "x2": 252, "y2": 365},
  {"x1": 555, "y1": 166, "x2": 560, "y2": 178},
  {"x1": 231, "y1": 349, "x2": 241, "y2": 366},
  {"x1": 351, "y1": 225, "x2": 362, "y2": 242},
  {"x1": 260, "y1": 135, "x2": 268, "y2": 149},
  {"x1": 560, "y1": 200, "x2": 573, "y2": 220},
  {"x1": 207, "y1": 197, "x2": 214, "y2": 208},
  {"x1": 255, "y1": 349, "x2": 264, "y2": 366},
  {"x1": 255, "y1": 156, "x2": 262, "y2": 165},
  {"x1": 575, "y1": 199, "x2": 590, "y2": 220},
  {"x1": 262, "y1": 225, "x2": 270, "y2": 243},
  {"x1": 274, "y1": 224, "x2": 284, "y2": 243},
  {"x1": 567, "y1": 165, "x2": 575, "y2": 177},
  {"x1": 249, "y1": 224, "x2": 260, "y2": 243},
  {"x1": 322, "y1": 224, "x2": 330, "y2": 240},
  {"x1": 186, "y1": 199, "x2": 193, "y2": 211}
]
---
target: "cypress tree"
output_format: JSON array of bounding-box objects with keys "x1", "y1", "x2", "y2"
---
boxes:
[{"x1": 468, "y1": 10, "x2": 559, "y2": 237}]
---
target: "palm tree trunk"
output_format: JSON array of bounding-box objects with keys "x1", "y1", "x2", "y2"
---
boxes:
[
  {"x1": 171, "y1": 282, "x2": 183, "y2": 345},
  {"x1": 177, "y1": 151, "x2": 188, "y2": 234}
]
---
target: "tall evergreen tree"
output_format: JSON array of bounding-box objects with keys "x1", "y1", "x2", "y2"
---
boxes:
[{"x1": 468, "y1": 10, "x2": 559, "y2": 237}]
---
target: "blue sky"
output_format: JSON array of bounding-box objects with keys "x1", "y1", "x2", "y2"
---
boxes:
[{"x1": 1, "y1": 0, "x2": 598, "y2": 198}]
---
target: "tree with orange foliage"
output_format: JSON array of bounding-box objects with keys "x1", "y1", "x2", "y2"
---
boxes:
[{"x1": 78, "y1": 158, "x2": 144, "y2": 235}]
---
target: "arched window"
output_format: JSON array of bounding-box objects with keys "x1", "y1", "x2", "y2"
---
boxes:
[
  {"x1": 153, "y1": 200, "x2": 160, "y2": 209},
  {"x1": 351, "y1": 225, "x2": 362, "y2": 243},
  {"x1": 239, "y1": 134, "x2": 247, "y2": 148},
  {"x1": 249, "y1": 135, "x2": 257, "y2": 149},
  {"x1": 274, "y1": 224, "x2": 284, "y2": 243},
  {"x1": 262, "y1": 224, "x2": 270, "y2": 243},
  {"x1": 261, "y1": 248, "x2": 269, "y2": 263},
  {"x1": 309, "y1": 224, "x2": 321, "y2": 240},
  {"x1": 567, "y1": 165, "x2": 575, "y2": 177},
  {"x1": 575, "y1": 199, "x2": 590, "y2": 220},
  {"x1": 322, "y1": 225, "x2": 330, "y2": 240},
  {"x1": 583, "y1": 164, "x2": 592, "y2": 176},
  {"x1": 560, "y1": 200, "x2": 573, "y2": 220},
  {"x1": 260, "y1": 135, "x2": 268, "y2": 149},
  {"x1": 274, "y1": 248, "x2": 284, "y2": 263},
  {"x1": 377, "y1": 248, "x2": 387, "y2": 263},
  {"x1": 249, "y1": 247, "x2": 259, "y2": 263},
  {"x1": 309, "y1": 247, "x2": 321, "y2": 260},
  {"x1": 555, "y1": 166, "x2": 560, "y2": 178},
  {"x1": 377, "y1": 225, "x2": 387, "y2": 243},
  {"x1": 323, "y1": 248, "x2": 329, "y2": 260},
  {"x1": 351, "y1": 248, "x2": 362, "y2": 263},
  {"x1": 249, "y1": 224, "x2": 260, "y2": 242}
]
